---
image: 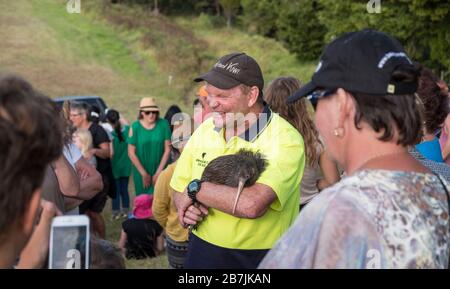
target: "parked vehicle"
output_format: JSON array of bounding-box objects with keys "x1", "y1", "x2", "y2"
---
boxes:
[{"x1": 54, "y1": 95, "x2": 108, "y2": 119}]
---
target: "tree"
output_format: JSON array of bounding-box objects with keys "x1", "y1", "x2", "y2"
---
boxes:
[
  {"x1": 241, "y1": 0, "x2": 280, "y2": 37},
  {"x1": 317, "y1": 0, "x2": 450, "y2": 78},
  {"x1": 214, "y1": 0, "x2": 222, "y2": 16},
  {"x1": 193, "y1": 0, "x2": 222, "y2": 16},
  {"x1": 153, "y1": 0, "x2": 159, "y2": 15},
  {"x1": 219, "y1": 0, "x2": 241, "y2": 28},
  {"x1": 276, "y1": 0, "x2": 327, "y2": 61}
]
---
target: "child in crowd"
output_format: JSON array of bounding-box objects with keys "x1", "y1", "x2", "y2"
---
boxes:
[{"x1": 73, "y1": 128, "x2": 97, "y2": 167}]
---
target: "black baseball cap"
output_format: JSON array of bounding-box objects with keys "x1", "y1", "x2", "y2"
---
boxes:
[
  {"x1": 194, "y1": 52, "x2": 264, "y2": 92},
  {"x1": 287, "y1": 29, "x2": 418, "y2": 103}
]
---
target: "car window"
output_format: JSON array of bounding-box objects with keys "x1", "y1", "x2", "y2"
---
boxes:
[{"x1": 54, "y1": 98, "x2": 107, "y2": 113}]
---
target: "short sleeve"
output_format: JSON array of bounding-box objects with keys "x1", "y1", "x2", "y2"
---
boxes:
[
  {"x1": 127, "y1": 122, "x2": 138, "y2": 146},
  {"x1": 92, "y1": 124, "x2": 110, "y2": 147},
  {"x1": 257, "y1": 127, "x2": 305, "y2": 211},
  {"x1": 123, "y1": 125, "x2": 131, "y2": 143}
]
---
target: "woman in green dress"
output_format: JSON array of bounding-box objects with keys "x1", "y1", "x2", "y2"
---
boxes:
[{"x1": 128, "y1": 97, "x2": 171, "y2": 195}]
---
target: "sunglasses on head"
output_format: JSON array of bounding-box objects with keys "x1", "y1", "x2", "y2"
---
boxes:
[{"x1": 141, "y1": 111, "x2": 157, "y2": 115}]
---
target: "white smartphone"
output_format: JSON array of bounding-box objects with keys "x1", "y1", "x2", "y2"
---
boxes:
[{"x1": 49, "y1": 215, "x2": 90, "y2": 269}]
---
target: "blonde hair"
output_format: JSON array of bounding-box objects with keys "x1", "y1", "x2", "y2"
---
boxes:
[
  {"x1": 74, "y1": 128, "x2": 93, "y2": 157},
  {"x1": 265, "y1": 76, "x2": 322, "y2": 166}
]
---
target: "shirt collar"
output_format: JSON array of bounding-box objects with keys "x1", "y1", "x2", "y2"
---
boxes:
[{"x1": 213, "y1": 104, "x2": 272, "y2": 142}]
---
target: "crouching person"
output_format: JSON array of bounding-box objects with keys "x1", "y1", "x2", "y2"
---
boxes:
[{"x1": 118, "y1": 194, "x2": 164, "y2": 259}]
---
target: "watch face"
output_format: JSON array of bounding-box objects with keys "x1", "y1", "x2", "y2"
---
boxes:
[{"x1": 188, "y1": 181, "x2": 199, "y2": 192}]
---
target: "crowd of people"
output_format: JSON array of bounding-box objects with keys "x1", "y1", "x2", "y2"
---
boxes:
[{"x1": 0, "y1": 28, "x2": 449, "y2": 269}]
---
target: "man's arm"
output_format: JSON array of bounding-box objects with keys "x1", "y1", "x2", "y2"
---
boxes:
[
  {"x1": 174, "y1": 182, "x2": 277, "y2": 227},
  {"x1": 63, "y1": 157, "x2": 102, "y2": 211},
  {"x1": 64, "y1": 197, "x2": 84, "y2": 212},
  {"x1": 92, "y1": 142, "x2": 110, "y2": 159},
  {"x1": 198, "y1": 182, "x2": 276, "y2": 218},
  {"x1": 91, "y1": 125, "x2": 112, "y2": 159},
  {"x1": 16, "y1": 200, "x2": 62, "y2": 269},
  {"x1": 53, "y1": 155, "x2": 80, "y2": 198}
]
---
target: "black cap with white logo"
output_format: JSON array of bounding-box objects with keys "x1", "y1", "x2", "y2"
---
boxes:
[
  {"x1": 194, "y1": 52, "x2": 264, "y2": 92},
  {"x1": 287, "y1": 29, "x2": 418, "y2": 103}
]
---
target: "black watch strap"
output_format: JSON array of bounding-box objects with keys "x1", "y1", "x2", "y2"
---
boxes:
[
  {"x1": 188, "y1": 188, "x2": 197, "y2": 203},
  {"x1": 187, "y1": 179, "x2": 202, "y2": 203}
]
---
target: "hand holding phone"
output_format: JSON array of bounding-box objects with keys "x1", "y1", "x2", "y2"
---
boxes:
[
  {"x1": 49, "y1": 215, "x2": 90, "y2": 269},
  {"x1": 16, "y1": 200, "x2": 62, "y2": 269}
]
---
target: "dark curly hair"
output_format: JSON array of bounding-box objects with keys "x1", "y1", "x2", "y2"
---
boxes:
[{"x1": 416, "y1": 67, "x2": 448, "y2": 135}]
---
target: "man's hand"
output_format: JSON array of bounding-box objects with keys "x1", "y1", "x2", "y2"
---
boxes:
[
  {"x1": 173, "y1": 190, "x2": 208, "y2": 228},
  {"x1": 183, "y1": 204, "x2": 209, "y2": 228},
  {"x1": 173, "y1": 191, "x2": 192, "y2": 227},
  {"x1": 16, "y1": 200, "x2": 62, "y2": 269}
]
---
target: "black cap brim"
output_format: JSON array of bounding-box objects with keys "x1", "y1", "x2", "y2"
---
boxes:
[
  {"x1": 194, "y1": 70, "x2": 241, "y2": 90},
  {"x1": 286, "y1": 81, "x2": 317, "y2": 103}
]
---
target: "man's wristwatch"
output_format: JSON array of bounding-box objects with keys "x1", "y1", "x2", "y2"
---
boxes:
[{"x1": 187, "y1": 179, "x2": 203, "y2": 203}]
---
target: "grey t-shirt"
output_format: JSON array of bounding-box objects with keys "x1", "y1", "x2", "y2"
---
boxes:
[{"x1": 300, "y1": 143, "x2": 323, "y2": 205}]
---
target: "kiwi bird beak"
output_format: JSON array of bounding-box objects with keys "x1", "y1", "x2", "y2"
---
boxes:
[{"x1": 232, "y1": 177, "x2": 246, "y2": 215}]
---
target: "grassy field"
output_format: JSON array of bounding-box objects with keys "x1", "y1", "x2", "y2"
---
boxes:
[
  {"x1": 0, "y1": 0, "x2": 315, "y2": 120},
  {"x1": 173, "y1": 15, "x2": 317, "y2": 85},
  {"x1": 1, "y1": 0, "x2": 316, "y2": 269},
  {"x1": 0, "y1": 0, "x2": 187, "y2": 120}
]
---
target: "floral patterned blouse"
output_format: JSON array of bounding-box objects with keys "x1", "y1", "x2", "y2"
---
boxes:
[{"x1": 259, "y1": 170, "x2": 450, "y2": 269}]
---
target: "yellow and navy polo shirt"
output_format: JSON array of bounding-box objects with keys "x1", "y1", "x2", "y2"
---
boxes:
[{"x1": 170, "y1": 106, "x2": 305, "y2": 250}]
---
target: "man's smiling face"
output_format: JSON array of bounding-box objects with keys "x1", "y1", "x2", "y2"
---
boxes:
[{"x1": 205, "y1": 83, "x2": 251, "y2": 129}]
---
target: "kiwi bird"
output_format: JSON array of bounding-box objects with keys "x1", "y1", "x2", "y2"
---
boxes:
[{"x1": 201, "y1": 149, "x2": 268, "y2": 214}]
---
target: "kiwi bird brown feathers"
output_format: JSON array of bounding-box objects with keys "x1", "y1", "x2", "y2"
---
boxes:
[{"x1": 201, "y1": 149, "x2": 268, "y2": 214}]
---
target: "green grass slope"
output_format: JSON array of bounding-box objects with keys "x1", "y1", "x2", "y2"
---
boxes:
[{"x1": 0, "y1": 0, "x2": 316, "y2": 268}]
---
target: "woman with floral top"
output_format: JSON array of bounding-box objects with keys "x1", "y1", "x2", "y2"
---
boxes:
[{"x1": 259, "y1": 29, "x2": 450, "y2": 269}]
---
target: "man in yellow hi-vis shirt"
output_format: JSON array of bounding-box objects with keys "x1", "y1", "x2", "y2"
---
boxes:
[{"x1": 171, "y1": 52, "x2": 305, "y2": 269}]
